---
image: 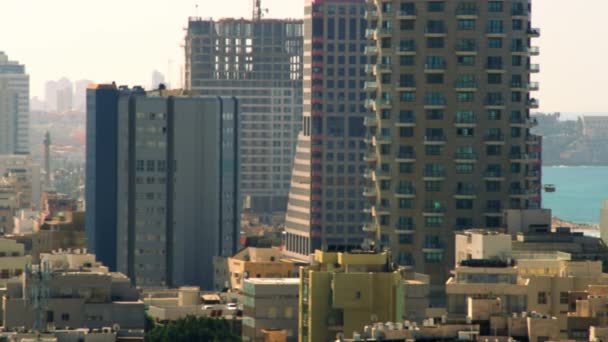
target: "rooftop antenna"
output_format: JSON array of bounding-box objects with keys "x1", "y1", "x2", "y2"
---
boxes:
[{"x1": 253, "y1": 0, "x2": 269, "y2": 21}]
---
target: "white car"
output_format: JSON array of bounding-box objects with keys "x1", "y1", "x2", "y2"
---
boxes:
[{"x1": 226, "y1": 303, "x2": 238, "y2": 310}]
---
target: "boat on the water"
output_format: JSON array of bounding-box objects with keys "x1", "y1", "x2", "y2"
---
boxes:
[{"x1": 544, "y1": 184, "x2": 556, "y2": 192}]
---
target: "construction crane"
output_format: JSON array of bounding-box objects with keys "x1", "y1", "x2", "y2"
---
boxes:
[{"x1": 252, "y1": 0, "x2": 269, "y2": 21}]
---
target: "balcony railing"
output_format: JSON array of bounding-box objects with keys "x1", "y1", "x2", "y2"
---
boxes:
[
  {"x1": 397, "y1": 151, "x2": 416, "y2": 160},
  {"x1": 485, "y1": 207, "x2": 502, "y2": 213},
  {"x1": 425, "y1": 63, "x2": 446, "y2": 71},
  {"x1": 455, "y1": 7, "x2": 478, "y2": 15},
  {"x1": 484, "y1": 171, "x2": 503, "y2": 178},
  {"x1": 396, "y1": 45, "x2": 417, "y2": 53},
  {"x1": 424, "y1": 135, "x2": 446, "y2": 142},
  {"x1": 486, "y1": 63, "x2": 504, "y2": 71},
  {"x1": 454, "y1": 152, "x2": 476, "y2": 160},
  {"x1": 455, "y1": 45, "x2": 478, "y2": 53},
  {"x1": 395, "y1": 223, "x2": 415, "y2": 231},
  {"x1": 485, "y1": 99, "x2": 505, "y2": 107},
  {"x1": 398, "y1": 113, "x2": 416, "y2": 123},
  {"x1": 527, "y1": 98, "x2": 540, "y2": 108},
  {"x1": 425, "y1": 27, "x2": 446, "y2": 34},
  {"x1": 396, "y1": 187, "x2": 416, "y2": 195},
  {"x1": 364, "y1": 46, "x2": 378, "y2": 55},
  {"x1": 527, "y1": 27, "x2": 541, "y2": 36},
  {"x1": 397, "y1": 9, "x2": 417, "y2": 17},
  {"x1": 363, "y1": 81, "x2": 378, "y2": 91},
  {"x1": 486, "y1": 27, "x2": 505, "y2": 34},
  {"x1": 529, "y1": 64, "x2": 540, "y2": 72},
  {"x1": 455, "y1": 116, "x2": 476, "y2": 124},
  {"x1": 484, "y1": 134, "x2": 504, "y2": 142},
  {"x1": 363, "y1": 116, "x2": 377, "y2": 126},
  {"x1": 512, "y1": 8, "x2": 529, "y2": 16},
  {"x1": 456, "y1": 188, "x2": 476, "y2": 196},
  {"x1": 424, "y1": 206, "x2": 445, "y2": 214},
  {"x1": 424, "y1": 170, "x2": 445, "y2": 178}
]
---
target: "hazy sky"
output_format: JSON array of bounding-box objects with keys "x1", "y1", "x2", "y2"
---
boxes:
[{"x1": 1, "y1": 0, "x2": 606, "y2": 114}]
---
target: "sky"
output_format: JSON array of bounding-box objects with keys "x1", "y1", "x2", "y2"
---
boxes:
[{"x1": 0, "y1": 0, "x2": 606, "y2": 115}]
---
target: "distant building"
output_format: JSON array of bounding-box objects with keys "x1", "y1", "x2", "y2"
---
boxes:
[
  {"x1": 0, "y1": 238, "x2": 30, "y2": 287},
  {"x1": 242, "y1": 278, "x2": 299, "y2": 342},
  {"x1": 185, "y1": 17, "x2": 303, "y2": 215},
  {"x1": 213, "y1": 247, "x2": 296, "y2": 292},
  {"x1": 0, "y1": 52, "x2": 30, "y2": 155},
  {"x1": 73, "y1": 79, "x2": 93, "y2": 111},
  {"x1": 151, "y1": 70, "x2": 165, "y2": 90},
  {"x1": 86, "y1": 84, "x2": 240, "y2": 289},
  {"x1": 0, "y1": 154, "x2": 42, "y2": 210},
  {"x1": 2, "y1": 250, "x2": 144, "y2": 331},
  {"x1": 299, "y1": 250, "x2": 428, "y2": 342}
]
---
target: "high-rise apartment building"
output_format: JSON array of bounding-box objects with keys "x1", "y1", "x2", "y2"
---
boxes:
[
  {"x1": 283, "y1": 0, "x2": 369, "y2": 261},
  {"x1": 363, "y1": 0, "x2": 542, "y2": 297},
  {"x1": 0, "y1": 52, "x2": 30, "y2": 155},
  {"x1": 185, "y1": 18, "x2": 303, "y2": 214},
  {"x1": 86, "y1": 84, "x2": 239, "y2": 289}
]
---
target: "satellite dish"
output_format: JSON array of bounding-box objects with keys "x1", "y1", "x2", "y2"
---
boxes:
[{"x1": 113, "y1": 323, "x2": 121, "y2": 332}]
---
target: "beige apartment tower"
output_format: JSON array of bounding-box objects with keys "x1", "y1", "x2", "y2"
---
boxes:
[{"x1": 364, "y1": 0, "x2": 542, "y2": 299}]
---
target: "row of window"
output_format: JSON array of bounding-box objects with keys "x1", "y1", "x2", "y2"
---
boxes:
[
  {"x1": 385, "y1": 19, "x2": 529, "y2": 34},
  {"x1": 384, "y1": 1, "x2": 528, "y2": 14}
]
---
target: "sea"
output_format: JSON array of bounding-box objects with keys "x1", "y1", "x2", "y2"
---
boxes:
[{"x1": 542, "y1": 166, "x2": 608, "y2": 225}]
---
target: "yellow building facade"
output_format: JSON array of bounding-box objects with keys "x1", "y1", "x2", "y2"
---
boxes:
[{"x1": 299, "y1": 251, "x2": 404, "y2": 342}]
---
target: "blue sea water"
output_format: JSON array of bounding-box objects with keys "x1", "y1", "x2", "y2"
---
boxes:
[{"x1": 542, "y1": 166, "x2": 608, "y2": 224}]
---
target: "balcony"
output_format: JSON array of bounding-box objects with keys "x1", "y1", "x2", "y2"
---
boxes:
[
  {"x1": 424, "y1": 99, "x2": 447, "y2": 109},
  {"x1": 396, "y1": 151, "x2": 416, "y2": 161},
  {"x1": 510, "y1": 117, "x2": 538, "y2": 127},
  {"x1": 364, "y1": 99, "x2": 375, "y2": 109},
  {"x1": 486, "y1": 28, "x2": 506, "y2": 36},
  {"x1": 526, "y1": 170, "x2": 541, "y2": 178},
  {"x1": 484, "y1": 99, "x2": 505, "y2": 108},
  {"x1": 363, "y1": 152, "x2": 377, "y2": 163},
  {"x1": 527, "y1": 27, "x2": 541, "y2": 37},
  {"x1": 527, "y1": 98, "x2": 540, "y2": 109},
  {"x1": 374, "y1": 63, "x2": 392, "y2": 74},
  {"x1": 454, "y1": 116, "x2": 477, "y2": 126},
  {"x1": 375, "y1": 169, "x2": 391, "y2": 180},
  {"x1": 455, "y1": 83, "x2": 477, "y2": 92},
  {"x1": 455, "y1": 188, "x2": 477, "y2": 199},
  {"x1": 396, "y1": 44, "x2": 416, "y2": 55},
  {"x1": 365, "y1": 9, "x2": 378, "y2": 20},
  {"x1": 529, "y1": 46, "x2": 540, "y2": 56},
  {"x1": 455, "y1": 44, "x2": 478, "y2": 55},
  {"x1": 365, "y1": 29, "x2": 376, "y2": 40},
  {"x1": 395, "y1": 186, "x2": 416, "y2": 198},
  {"x1": 484, "y1": 207, "x2": 503, "y2": 216},
  {"x1": 363, "y1": 187, "x2": 377, "y2": 197},
  {"x1": 526, "y1": 135, "x2": 540, "y2": 144},
  {"x1": 395, "y1": 223, "x2": 415, "y2": 233},
  {"x1": 364, "y1": 45, "x2": 378, "y2": 56},
  {"x1": 484, "y1": 171, "x2": 504, "y2": 180},
  {"x1": 486, "y1": 64, "x2": 505, "y2": 73},
  {"x1": 454, "y1": 152, "x2": 477, "y2": 161},
  {"x1": 455, "y1": 7, "x2": 478, "y2": 17},
  {"x1": 509, "y1": 188, "x2": 536, "y2": 197},
  {"x1": 363, "y1": 168, "x2": 374, "y2": 179},
  {"x1": 509, "y1": 153, "x2": 527, "y2": 161},
  {"x1": 529, "y1": 64, "x2": 540, "y2": 73},
  {"x1": 374, "y1": 134, "x2": 392, "y2": 145},
  {"x1": 423, "y1": 242, "x2": 445, "y2": 251},
  {"x1": 424, "y1": 170, "x2": 446, "y2": 179},
  {"x1": 424, "y1": 135, "x2": 446, "y2": 144},
  {"x1": 363, "y1": 81, "x2": 378, "y2": 92},
  {"x1": 424, "y1": 63, "x2": 446, "y2": 73},
  {"x1": 362, "y1": 222, "x2": 378, "y2": 233},
  {"x1": 511, "y1": 82, "x2": 539, "y2": 91},
  {"x1": 511, "y1": 8, "x2": 529, "y2": 17},
  {"x1": 423, "y1": 206, "x2": 445, "y2": 216},
  {"x1": 425, "y1": 27, "x2": 446, "y2": 37},
  {"x1": 397, "y1": 9, "x2": 417, "y2": 18},
  {"x1": 396, "y1": 113, "x2": 416, "y2": 126},
  {"x1": 376, "y1": 27, "x2": 392, "y2": 38},
  {"x1": 484, "y1": 134, "x2": 505, "y2": 144}
]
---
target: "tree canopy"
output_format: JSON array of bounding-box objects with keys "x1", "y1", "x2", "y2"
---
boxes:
[{"x1": 145, "y1": 316, "x2": 241, "y2": 342}]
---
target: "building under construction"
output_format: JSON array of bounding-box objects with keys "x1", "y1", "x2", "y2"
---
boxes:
[{"x1": 185, "y1": 10, "x2": 303, "y2": 215}]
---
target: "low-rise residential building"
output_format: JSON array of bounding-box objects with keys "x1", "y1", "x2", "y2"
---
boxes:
[
  {"x1": 0, "y1": 155, "x2": 42, "y2": 210},
  {"x1": 145, "y1": 286, "x2": 241, "y2": 323},
  {"x1": 566, "y1": 285, "x2": 608, "y2": 341},
  {"x1": 0, "y1": 238, "x2": 30, "y2": 287},
  {"x1": 214, "y1": 247, "x2": 296, "y2": 292},
  {"x1": 299, "y1": 250, "x2": 428, "y2": 342},
  {"x1": 449, "y1": 230, "x2": 608, "y2": 338},
  {"x1": 2, "y1": 250, "x2": 144, "y2": 331},
  {"x1": 242, "y1": 278, "x2": 299, "y2": 342}
]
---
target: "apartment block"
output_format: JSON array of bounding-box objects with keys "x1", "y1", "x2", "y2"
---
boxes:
[
  {"x1": 86, "y1": 84, "x2": 239, "y2": 289},
  {"x1": 186, "y1": 18, "x2": 303, "y2": 215},
  {"x1": 300, "y1": 250, "x2": 425, "y2": 342},
  {"x1": 0, "y1": 52, "x2": 29, "y2": 155},
  {"x1": 363, "y1": 0, "x2": 542, "y2": 296},
  {"x1": 283, "y1": 0, "x2": 369, "y2": 261},
  {"x1": 242, "y1": 278, "x2": 299, "y2": 342},
  {"x1": 0, "y1": 154, "x2": 42, "y2": 210},
  {"x1": 0, "y1": 238, "x2": 29, "y2": 287},
  {"x1": 213, "y1": 247, "x2": 296, "y2": 292},
  {"x1": 448, "y1": 230, "x2": 608, "y2": 337},
  {"x1": 2, "y1": 250, "x2": 144, "y2": 331}
]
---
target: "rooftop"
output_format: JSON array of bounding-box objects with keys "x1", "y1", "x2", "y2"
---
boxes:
[{"x1": 244, "y1": 278, "x2": 299, "y2": 285}]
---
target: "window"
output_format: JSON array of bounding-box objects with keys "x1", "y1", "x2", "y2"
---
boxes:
[
  {"x1": 488, "y1": 73, "x2": 502, "y2": 84},
  {"x1": 488, "y1": 38, "x2": 502, "y2": 48},
  {"x1": 488, "y1": 110, "x2": 502, "y2": 120},
  {"x1": 427, "y1": 37, "x2": 444, "y2": 48},
  {"x1": 427, "y1": 2, "x2": 445, "y2": 12},
  {"x1": 401, "y1": 20, "x2": 415, "y2": 30},
  {"x1": 456, "y1": 199, "x2": 474, "y2": 210},
  {"x1": 425, "y1": 181, "x2": 442, "y2": 192},
  {"x1": 424, "y1": 252, "x2": 443, "y2": 263},
  {"x1": 457, "y1": 56, "x2": 475, "y2": 66},
  {"x1": 399, "y1": 199, "x2": 414, "y2": 209},
  {"x1": 399, "y1": 234, "x2": 413, "y2": 245},
  {"x1": 487, "y1": 20, "x2": 504, "y2": 33},
  {"x1": 61, "y1": 313, "x2": 70, "y2": 321},
  {"x1": 457, "y1": 92, "x2": 475, "y2": 103},
  {"x1": 426, "y1": 109, "x2": 444, "y2": 120},
  {"x1": 426, "y1": 74, "x2": 444, "y2": 84},
  {"x1": 458, "y1": 19, "x2": 475, "y2": 30},
  {"x1": 457, "y1": 128, "x2": 474, "y2": 137},
  {"x1": 400, "y1": 127, "x2": 414, "y2": 137},
  {"x1": 560, "y1": 292, "x2": 569, "y2": 305},
  {"x1": 400, "y1": 91, "x2": 416, "y2": 102},
  {"x1": 425, "y1": 217, "x2": 443, "y2": 228},
  {"x1": 512, "y1": 19, "x2": 523, "y2": 30},
  {"x1": 456, "y1": 164, "x2": 474, "y2": 174},
  {"x1": 400, "y1": 55, "x2": 415, "y2": 66},
  {"x1": 486, "y1": 181, "x2": 501, "y2": 192},
  {"x1": 486, "y1": 145, "x2": 502, "y2": 156},
  {"x1": 538, "y1": 292, "x2": 547, "y2": 304},
  {"x1": 488, "y1": 1, "x2": 503, "y2": 12},
  {"x1": 425, "y1": 145, "x2": 443, "y2": 156},
  {"x1": 400, "y1": 163, "x2": 414, "y2": 173}
]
